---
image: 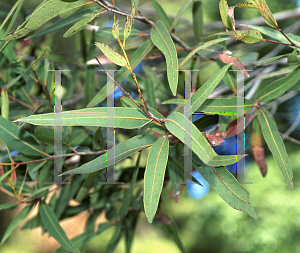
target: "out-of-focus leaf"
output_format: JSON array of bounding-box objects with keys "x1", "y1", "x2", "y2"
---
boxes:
[
  {"x1": 151, "y1": 20, "x2": 178, "y2": 95},
  {"x1": 0, "y1": 202, "x2": 18, "y2": 211},
  {"x1": 192, "y1": 0, "x2": 203, "y2": 42},
  {"x1": 256, "y1": 66, "x2": 300, "y2": 102},
  {"x1": 95, "y1": 42, "x2": 127, "y2": 66},
  {"x1": 151, "y1": 0, "x2": 172, "y2": 30},
  {"x1": 144, "y1": 135, "x2": 169, "y2": 223},
  {"x1": 170, "y1": 0, "x2": 193, "y2": 31},
  {"x1": 2, "y1": 0, "x2": 86, "y2": 41},
  {"x1": 256, "y1": 53, "x2": 290, "y2": 66},
  {"x1": 195, "y1": 164, "x2": 258, "y2": 219},
  {"x1": 39, "y1": 202, "x2": 80, "y2": 253},
  {"x1": 165, "y1": 112, "x2": 244, "y2": 166},
  {"x1": 0, "y1": 204, "x2": 32, "y2": 245},
  {"x1": 62, "y1": 135, "x2": 158, "y2": 174},
  {"x1": 287, "y1": 48, "x2": 300, "y2": 63},
  {"x1": 257, "y1": 109, "x2": 293, "y2": 190}
]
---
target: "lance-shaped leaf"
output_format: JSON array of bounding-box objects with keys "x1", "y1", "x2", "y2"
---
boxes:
[
  {"x1": 15, "y1": 107, "x2": 151, "y2": 129},
  {"x1": 179, "y1": 37, "x2": 231, "y2": 68},
  {"x1": 219, "y1": 0, "x2": 234, "y2": 30},
  {"x1": 63, "y1": 9, "x2": 104, "y2": 38},
  {"x1": 151, "y1": 20, "x2": 178, "y2": 96},
  {"x1": 257, "y1": 53, "x2": 290, "y2": 66},
  {"x1": 170, "y1": 0, "x2": 193, "y2": 31},
  {"x1": 62, "y1": 135, "x2": 158, "y2": 174},
  {"x1": 179, "y1": 64, "x2": 231, "y2": 117},
  {"x1": 194, "y1": 164, "x2": 258, "y2": 219},
  {"x1": 257, "y1": 0, "x2": 278, "y2": 28},
  {"x1": 39, "y1": 202, "x2": 80, "y2": 253},
  {"x1": 144, "y1": 135, "x2": 169, "y2": 223},
  {"x1": 87, "y1": 40, "x2": 153, "y2": 107},
  {"x1": 192, "y1": 0, "x2": 203, "y2": 42},
  {"x1": 1, "y1": 89, "x2": 9, "y2": 119},
  {"x1": 165, "y1": 112, "x2": 244, "y2": 166},
  {"x1": 2, "y1": 0, "x2": 86, "y2": 41},
  {"x1": 97, "y1": 27, "x2": 144, "y2": 40},
  {"x1": 236, "y1": 2, "x2": 258, "y2": 8},
  {"x1": 196, "y1": 97, "x2": 254, "y2": 114},
  {"x1": 112, "y1": 15, "x2": 120, "y2": 40},
  {"x1": 0, "y1": 116, "x2": 46, "y2": 156},
  {"x1": 124, "y1": 4, "x2": 136, "y2": 40},
  {"x1": 237, "y1": 29, "x2": 263, "y2": 43},
  {"x1": 287, "y1": 48, "x2": 300, "y2": 63},
  {"x1": 257, "y1": 109, "x2": 293, "y2": 190},
  {"x1": 151, "y1": 0, "x2": 172, "y2": 30},
  {"x1": 255, "y1": 66, "x2": 300, "y2": 102},
  {"x1": 95, "y1": 42, "x2": 127, "y2": 66}
]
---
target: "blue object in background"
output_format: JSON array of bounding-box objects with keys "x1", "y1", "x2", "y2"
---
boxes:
[
  {"x1": 187, "y1": 170, "x2": 210, "y2": 199},
  {"x1": 213, "y1": 135, "x2": 249, "y2": 176}
]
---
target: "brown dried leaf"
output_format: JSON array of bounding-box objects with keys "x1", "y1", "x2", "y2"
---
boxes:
[
  {"x1": 155, "y1": 211, "x2": 172, "y2": 226},
  {"x1": 204, "y1": 132, "x2": 225, "y2": 146},
  {"x1": 170, "y1": 184, "x2": 185, "y2": 204},
  {"x1": 216, "y1": 53, "x2": 249, "y2": 77},
  {"x1": 252, "y1": 145, "x2": 268, "y2": 177},
  {"x1": 227, "y1": 6, "x2": 236, "y2": 31}
]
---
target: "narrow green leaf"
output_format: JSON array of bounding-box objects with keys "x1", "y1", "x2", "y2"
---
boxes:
[
  {"x1": 87, "y1": 40, "x2": 153, "y2": 107},
  {"x1": 124, "y1": 4, "x2": 136, "y2": 40},
  {"x1": 144, "y1": 135, "x2": 169, "y2": 223},
  {"x1": 0, "y1": 202, "x2": 18, "y2": 211},
  {"x1": 256, "y1": 53, "x2": 290, "y2": 66},
  {"x1": 195, "y1": 165, "x2": 258, "y2": 219},
  {"x1": 258, "y1": 0, "x2": 278, "y2": 28},
  {"x1": 151, "y1": 0, "x2": 172, "y2": 30},
  {"x1": 170, "y1": 0, "x2": 193, "y2": 31},
  {"x1": 106, "y1": 224, "x2": 124, "y2": 253},
  {"x1": 219, "y1": 0, "x2": 234, "y2": 30},
  {"x1": 25, "y1": 7, "x2": 98, "y2": 40},
  {"x1": 196, "y1": 97, "x2": 254, "y2": 114},
  {"x1": 0, "y1": 116, "x2": 45, "y2": 156},
  {"x1": 75, "y1": 172, "x2": 98, "y2": 202},
  {"x1": 151, "y1": 20, "x2": 178, "y2": 95},
  {"x1": 26, "y1": 186, "x2": 51, "y2": 201},
  {"x1": 145, "y1": 77, "x2": 157, "y2": 109},
  {"x1": 257, "y1": 109, "x2": 293, "y2": 190},
  {"x1": 162, "y1": 98, "x2": 184, "y2": 105},
  {"x1": 1, "y1": 89, "x2": 9, "y2": 119},
  {"x1": 2, "y1": 0, "x2": 86, "y2": 41},
  {"x1": 256, "y1": 66, "x2": 300, "y2": 102},
  {"x1": 287, "y1": 48, "x2": 300, "y2": 63},
  {"x1": 96, "y1": 27, "x2": 143, "y2": 40},
  {"x1": 192, "y1": 0, "x2": 204, "y2": 42},
  {"x1": 1, "y1": 205, "x2": 32, "y2": 245},
  {"x1": 95, "y1": 42, "x2": 127, "y2": 66},
  {"x1": 237, "y1": 29, "x2": 263, "y2": 43},
  {"x1": 165, "y1": 112, "x2": 244, "y2": 167},
  {"x1": 15, "y1": 107, "x2": 151, "y2": 129},
  {"x1": 179, "y1": 64, "x2": 231, "y2": 116},
  {"x1": 63, "y1": 9, "x2": 103, "y2": 38},
  {"x1": 62, "y1": 135, "x2": 158, "y2": 174},
  {"x1": 179, "y1": 37, "x2": 231, "y2": 68},
  {"x1": 39, "y1": 202, "x2": 80, "y2": 253}
]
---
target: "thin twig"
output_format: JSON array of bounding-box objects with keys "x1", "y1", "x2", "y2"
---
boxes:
[
  {"x1": 279, "y1": 132, "x2": 300, "y2": 145},
  {"x1": 32, "y1": 69, "x2": 53, "y2": 106}
]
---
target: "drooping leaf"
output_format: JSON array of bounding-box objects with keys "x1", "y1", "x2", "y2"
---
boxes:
[
  {"x1": 195, "y1": 164, "x2": 258, "y2": 219},
  {"x1": 164, "y1": 112, "x2": 244, "y2": 166},
  {"x1": 255, "y1": 66, "x2": 300, "y2": 102},
  {"x1": 124, "y1": 4, "x2": 136, "y2": 40},
  {"x1": 2, "y1": 0, "x2": 86, "y2": 41},
  {"x1": 0, "y1": 116, "x2": 46, "y2": 156},
  {"x1": 257, "y1": 109, "x2": 293, "y2": 190},
  {"x1": 257, "y1": 0, "x2": 278, "y2": 28},
  {"x1": 151, "y1": 20, "x2": 178, "y2": 95},
  {"x1": 15, "y1": 107, "x2": 152, "y2": 129},
  {"x1": 39, "y1": 202, "x2": 80, "y2": 253},
  {"x1": 192, "y1": 0, "x2": 204, "y2": 42},
  {"x1": 95, "y1": 42, "x2": 127, "y2": 66},
  {"x1": 219, "y1": 0, "x2": 234, "y2": 30},
  {"x1": 111, "y1": 15, "x2": 120, "y2": 40},
  {"x1": 144, "y1": 135, "x2": 169, "y2": 223},
  {"x1": 151, "y1": 0, "x2": 172, "y2": 30},
  {"x1": 62, "y1": 135, "x2": 158, "y2": 174}
]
